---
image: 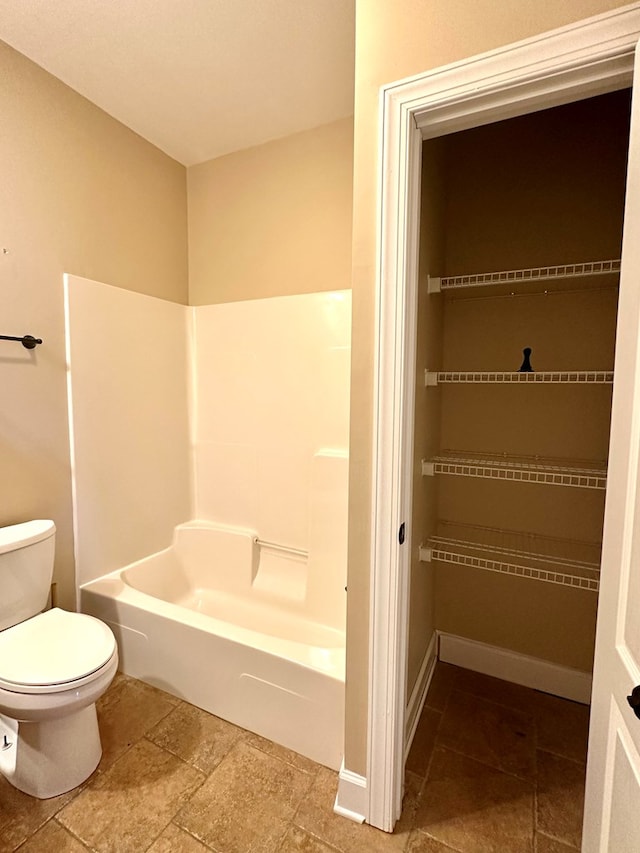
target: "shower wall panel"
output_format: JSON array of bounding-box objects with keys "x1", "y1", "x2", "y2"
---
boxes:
[
  {"x1": 65, "y1": 275, "x2": 191, "y2": 587},
  {"x1": 191, "y1": 291, "x2": 351, "y2": 558}
]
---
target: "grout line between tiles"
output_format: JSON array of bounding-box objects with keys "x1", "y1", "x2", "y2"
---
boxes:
[
  {"x1": 536, "y1": 745, "x2": 588, "y2": 767},
  {"x1": 141, "y1": 812, "x2": 184, "y2": 853},
  {"x1": 141, "y1": 731, "x2": 223, "y2": 783},
  {"x1": 431, "y1": 742, "x2": 537, "y2": 786},
  {"x1": 243, "y1": 735, "x2": 322, "y2": 777},
  {"x1": 417, "y1": 709, "x2": 445, "y2": 794},
  {"x1": 272, "y1": 823, "x2": 299, "y2": 853},
  {"x1": 289, "y1": 770, "x2": 323, "y2": 827},
  {"x1": 536, "y1": 829, "x2": 581, "y2": 850},
  {"x1": 170, "y1": 821, "x2": 218, "y2": 852},
  {"x1": 450, "y1": 686, "x2": 531, "y2": 715},
  {"x1": 21, "y1": 812, "x2": 60, "y2": 845},
  {"x1": 447, "y1": 683, "x2": 538, "y2": 723},
  {"x1": 55, "y1": 818, "x2": 98, "y2": 853},
  {"x1": 173, "y1": 816, "x2": 225, "y2": 853},
  {"x1": 289, "y1": 822, "x2": 365, "y2": 853},
  {"x1": 206, "y1": 836, "x2": 227, "y2": 853},
  {"x1": 418, "y1": 828, "x2": 465, "y2": 852},
  {"x1": 11, "y1": 792, "x2": 77, "y2": 852}
]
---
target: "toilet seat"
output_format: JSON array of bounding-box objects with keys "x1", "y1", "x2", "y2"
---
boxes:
[{"x1": 0, "y1": 608, "x2": 116, "y2": 694}]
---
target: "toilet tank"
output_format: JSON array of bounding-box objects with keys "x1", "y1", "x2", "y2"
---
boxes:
[{"x1": 0, "y1": 520, "x2": 56, "y2": 631}]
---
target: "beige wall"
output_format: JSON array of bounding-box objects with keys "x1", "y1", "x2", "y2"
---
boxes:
[
  {"x1": 187, "y1": 118, "x2": 354, "y2": 305},
  {"x1": 346, "y1": 0, "x2": 630, "y2": 776},
  {"x1": 0, "y1": 40, "x2": 188, "y2": 611}
]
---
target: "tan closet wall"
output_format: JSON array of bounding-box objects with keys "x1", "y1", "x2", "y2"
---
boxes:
[{"x1": 421, "y1": 90, "x2": 631, "y2": 672}]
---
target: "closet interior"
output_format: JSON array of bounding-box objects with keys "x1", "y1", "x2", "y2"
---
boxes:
[{"x1": 409, "y1": 88, "x2": 632, "y2": 695}]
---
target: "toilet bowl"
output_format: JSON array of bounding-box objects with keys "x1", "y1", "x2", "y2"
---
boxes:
[
  {"x1": 0, "y1": 608, "x2": 118, "y2": 798},
  {"x1": 0, "y1": 521, "x2": 118, "y2": 799}
]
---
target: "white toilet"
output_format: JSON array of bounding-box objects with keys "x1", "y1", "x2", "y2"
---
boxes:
[{"x1": 0, "y1": 519, "x2": 118, "y2": 799}]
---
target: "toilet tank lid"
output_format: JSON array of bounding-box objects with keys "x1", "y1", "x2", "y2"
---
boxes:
[{"x1": 0, "y1": 520, "x2": 55, "y2": 555}]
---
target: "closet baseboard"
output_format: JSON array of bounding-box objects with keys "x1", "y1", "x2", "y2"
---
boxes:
[
  {"x1": 405, "y1": 632, "x2": 438, "y2": 759},
  {"x1": 438, "y1": 632, "x2": 592, "y2": 704}
]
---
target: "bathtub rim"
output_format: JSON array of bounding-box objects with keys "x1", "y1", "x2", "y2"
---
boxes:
[{"x1": 80, "y1": 562, "x2": 346, "y2": 682}]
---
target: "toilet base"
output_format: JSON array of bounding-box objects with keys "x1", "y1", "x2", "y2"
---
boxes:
[{"x1": 0, "y1": 704, "x2": 102, "y2": 799}]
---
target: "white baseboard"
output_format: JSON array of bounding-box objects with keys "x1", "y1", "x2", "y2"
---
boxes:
[
  {"x1": 404, "y1": 632, "x2": 437, "y2": 759},
  {"x1": 438, "y1": 632, "x2": 592, "y2": 705},
  {"x1": 333, "y1": 761, "x2": 367, "y2": 823}
]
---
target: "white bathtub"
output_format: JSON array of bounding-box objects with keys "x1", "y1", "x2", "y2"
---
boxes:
[{"x1": 80, "y1": 521, "x2": 345, "y2": 770}]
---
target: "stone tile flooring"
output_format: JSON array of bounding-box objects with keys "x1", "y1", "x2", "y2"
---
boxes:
[{"x1": 0, "y1": 662, "x2": 589, "y2": 852}]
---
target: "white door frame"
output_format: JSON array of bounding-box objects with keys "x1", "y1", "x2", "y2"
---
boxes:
[{"x1": 368, "y1": 3, "x2": 640, "y2": 832}]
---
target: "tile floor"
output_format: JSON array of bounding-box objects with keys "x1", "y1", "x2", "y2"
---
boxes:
[{"x1": 0, "y1": 662, "x2": 589, "y2": 853}]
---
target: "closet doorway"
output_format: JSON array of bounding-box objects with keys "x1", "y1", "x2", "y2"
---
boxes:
[
  {"x1": 416, "y1": 89, "x2": 628, "y2": 692},
  {"x1": 366, "y1": 6, "x2": 640, "y2": 849}
]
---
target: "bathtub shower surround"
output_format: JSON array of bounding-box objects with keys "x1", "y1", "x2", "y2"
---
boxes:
[{"x1": 65, "y1": 275, "x2": 351, "y2": 768}]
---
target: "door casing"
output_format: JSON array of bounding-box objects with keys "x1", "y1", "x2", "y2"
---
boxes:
[{"x1": 367, "y1": 2, "x2": 640, "y2": 833}]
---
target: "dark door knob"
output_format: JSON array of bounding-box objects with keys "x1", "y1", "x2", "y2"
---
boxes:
[{"x1": 627, "y1": 686, "x2": 640, "y2": 719}]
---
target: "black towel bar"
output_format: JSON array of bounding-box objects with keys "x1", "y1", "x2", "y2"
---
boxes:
[{"x1": 0, "y1": 334, "x2": 43, "y2": 349}]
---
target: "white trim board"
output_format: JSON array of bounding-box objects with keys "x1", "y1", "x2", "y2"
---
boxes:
[
  {"x1": 334, "y1": 762, "x2": 367, "y2": 824},
  {"x1": 367, "y1": 2, "x2": 640, "y2": 833},
  {"x1": 438, "y1": 633, "x2": 592, "y2": 705},
  {"x1": 404, "y1": 632, "x2": 438, "y2": 760}
]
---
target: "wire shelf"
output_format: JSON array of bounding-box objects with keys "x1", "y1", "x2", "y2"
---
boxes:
[
  {"x1": 428, "y1": 259, "x2": 621, "y2": 293},
  {"x1": 425, "y1": 370, "x2": 614, "y2": 385},
  {"x1": 419, "y1": 521, "x2": 600, "y2": 591},
  {"x1": 422, "y1": 450, "x2": 607, "y2": 489}
]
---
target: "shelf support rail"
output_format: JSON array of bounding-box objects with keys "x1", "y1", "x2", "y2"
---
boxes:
[
  {"x1": 427, "y1": 258, "x2": 620, "y2": 293},
  {"x1": 419, "y1": 543, "x2": 599, "y2": 591},
  {"x1": 424, "y1": 369, "x2": 614, "y2": 385},
  {"x1": 421, "y1": 456, "x2": 607, "y2": 489}
]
